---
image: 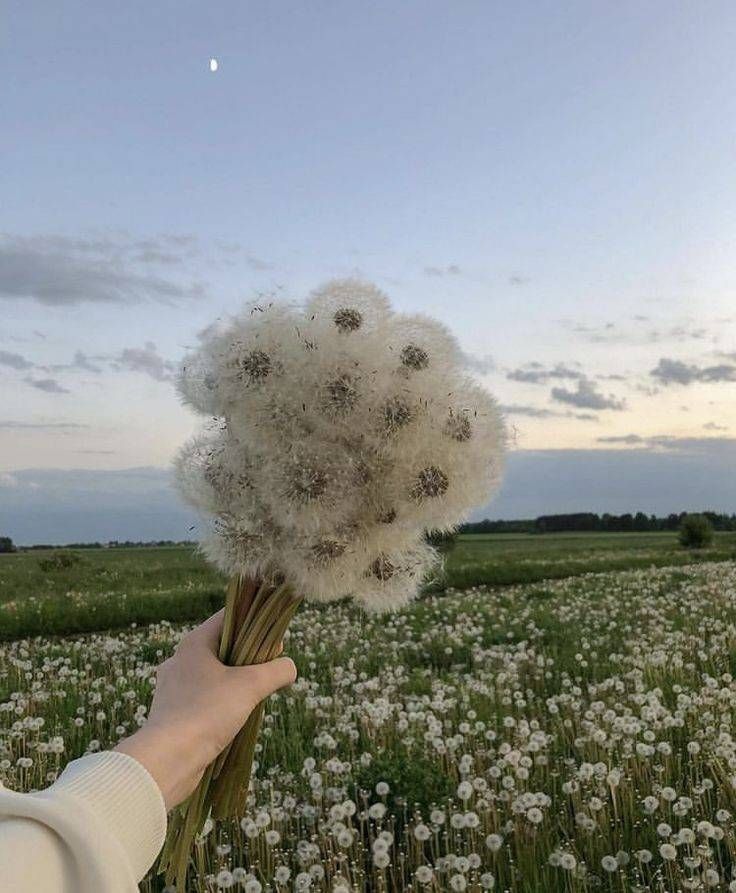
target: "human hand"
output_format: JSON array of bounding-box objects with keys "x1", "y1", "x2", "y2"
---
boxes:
[{"x1": 115, "y1": 610, "x2": 296, "y2": 810}]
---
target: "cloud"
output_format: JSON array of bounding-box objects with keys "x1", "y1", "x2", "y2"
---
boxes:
[
  {"x1": 6, "y1": 447, "x2": 736, "y2": 544},
  {"x1": 597, "y1": 434, "x2": 644, "y2": 444},
  {"x1": 566, "y1": 319, "x2": 716, "y2": 345},
  {"x1": 551, "y1": 378, "x2": 625, "y2": 411},
  {"x1": 71, "y1": 351, "x2": 103, "y2": 373},
  {"x1": 47, "y1": 350, "x2": 104, "y2": 374},
  {"x1": 114, "y1": 342, "x2": 176, "y2": 381},
  {"x1": 508, "y1": 275, "x2": 529, "y2": 286},
  {"x1": 595, "y1": 433, "x2": 736, "y2": 452},
  {"x1": 480, "y1": 438, "x2": 736, "y2": 519},
  {"x1": 500, "y1": 403, "x2": 598, "y2": 422},
  {"x1": 25, "y1": 377, "x2": 70, "y2": 394},
  {"x1": 704, "y1": 421, "x2": 728, "y2": 431},
  {"x1": 0, "y1": 349, "x2": 34, "y2": 370},
  {"x1": 0, "y1": 467, "x2": 194, "y2": 544},
  {"x1": 507, "y1": 363, "x2": 583, "y2": 384},
  {"x1": 0, "y1": 420, "x2": 87, "y2": 429},
  {"x1": 423, "y1": 264, "x2": 461, "y2": 277},
  {"x1": 0, "y1": 234, "x2": 205, "y2": 306},
  {"x1": 651, "y1": 357, "x2": 736, "y2": 385}
]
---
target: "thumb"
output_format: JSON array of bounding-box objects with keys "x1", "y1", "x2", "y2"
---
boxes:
[{"x1": 231, "y1": 656, "x2": 297, "y2": 706}]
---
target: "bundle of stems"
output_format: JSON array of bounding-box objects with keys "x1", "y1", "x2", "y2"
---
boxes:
[{"x1": 159, "y1": 575, "x2": 302, "y2": 888}]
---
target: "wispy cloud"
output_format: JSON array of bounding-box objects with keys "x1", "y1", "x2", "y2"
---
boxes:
[
  {"x1": 46, "y1": 350, "x2": 105, "y2": 374},
  {"x1": 0, "y1": 233, "x2": 205, "y2": 306},
  {"x1": 500, "y1": 403, "x2": 598, "y2": 421},
  {"x1": 113, "y1": 342, "x2": 176, "y2": 382},
  {"x1": 507, "y1": 362, "x2": 583, "y2": 384},
  {"x1": 551, "y1": 378, "x2": 625, "y2": 411},
  {"x1": 423, "y1": 264, "x2": 461, "y2": 277},
  {"x1": 597, "y1": 434, "x2": 644, "y2": 444},
  {"x1": 0, "y1": 420, "x2": 87, "y2": 429},
  {"x1": 595, "y1": 434, "x2": 736, "y2": 452},
  {"x1": 25, "y1": 377, "x2": 70, "y2": 394},
  {"x1": 0, "y1": 349, "x2": 34, "y2": 370},
  {"x1": 566, "y1": 319, "x2": 717, "y2": 345},
  {"x1": 651, "y1": 357, "x2": 736, "y2": 385}
]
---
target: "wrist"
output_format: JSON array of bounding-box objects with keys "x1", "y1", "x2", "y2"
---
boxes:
[{"x1": 114, "y1": 721, "x2": 207, "y2": 811}]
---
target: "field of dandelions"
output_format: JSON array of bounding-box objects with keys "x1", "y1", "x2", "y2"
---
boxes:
[{"x1": 5, "y1": 539, "x2": 736, "y2": 891}]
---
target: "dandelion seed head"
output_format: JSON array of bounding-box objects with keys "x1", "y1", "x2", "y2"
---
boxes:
[
  {"x1": 445, "y1": 411, "x2": 473, "y2": 442},
  {"x1": 174, "y1": 278, "x2": 506, "y2": 609},
  {"x1": 239, "y1": 348, "x2": 272, "y2": 383},
  {"x1": 311, "y1": 539, "x2": 347, "y2": 566},
  {"x1": 383, "y1": 396, "x2": 413, "y2": 432},
  {"x1": 333, "y1": 307, "x2": 363, "y2": 332},
  {"x1": 400, "y1": 343, "x2": 430, "y2": 370},
  {"x1": 323, "y1": 373, "x2": 360, "y2": 415},
  {"x1": 411, "y1": 465, "x2": 449, "y2": 500},
  {"x1": 370, "y1": 555, "x2": 395, "y2": 581}
]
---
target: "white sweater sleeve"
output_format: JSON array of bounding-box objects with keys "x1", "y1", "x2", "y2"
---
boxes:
[{"x1": 0, "y1": 751, "x2": 167, "y2": 892}]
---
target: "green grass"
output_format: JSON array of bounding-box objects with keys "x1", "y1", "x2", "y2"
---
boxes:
[
  {"x1": 4, "y1": 560, "x2": 736, "y2": 890},
  {"x1": 440, "y1": 530, "x2": 736, "y2": 588},
  {"x1": 1, "y1": 532, "x2": 735, "y2": 639}
]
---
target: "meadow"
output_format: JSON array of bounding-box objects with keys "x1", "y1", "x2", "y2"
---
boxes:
[
  {"x1": 1, "y1": 531, "x2": 735, "y2": 639},
  {"x1": 3, "y1": 536, "x2": 736, "y2": 890}
]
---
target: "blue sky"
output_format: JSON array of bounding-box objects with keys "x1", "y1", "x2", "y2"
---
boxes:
[{"x1": 1, "y1": 1, "x2": 735, "y2": 539}]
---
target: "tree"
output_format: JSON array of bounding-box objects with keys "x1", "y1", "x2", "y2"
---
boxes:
[
  {"x1": 0, "y1": 536, "x2": 15, "y2": 553},
  {"x1": 678, "y1": 514, "x2": 714, "y2": 550}
]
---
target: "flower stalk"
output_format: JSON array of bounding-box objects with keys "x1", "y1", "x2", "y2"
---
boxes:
[{"x1": 159, "y1": 575, "x2": 302, "y2": 887}]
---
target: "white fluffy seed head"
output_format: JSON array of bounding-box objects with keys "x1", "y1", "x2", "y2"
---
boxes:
[{"x1": 176, "y1": 279, "x2": 506, "y2": 611}]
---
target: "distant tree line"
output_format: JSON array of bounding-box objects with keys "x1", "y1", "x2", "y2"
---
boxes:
[
  {"x1": 11, "y1": 539, "x2": 197, "y2": 551},
  {"x1": 459, "y1": 511, "x2": 736, "y2": 534}
]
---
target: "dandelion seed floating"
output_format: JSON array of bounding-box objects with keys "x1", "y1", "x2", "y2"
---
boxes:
[{"x1": 164, "y1": 278, "x2": 506, "y2": 884}]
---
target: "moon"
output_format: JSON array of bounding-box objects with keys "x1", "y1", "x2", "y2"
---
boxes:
[{"x1": 209, "y1": 58, "x2": 218, "y2": 73}]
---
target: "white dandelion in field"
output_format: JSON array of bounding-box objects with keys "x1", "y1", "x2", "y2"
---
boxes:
[{"x1": 601, "y1": 855, "x2": 618, "y2": 872}]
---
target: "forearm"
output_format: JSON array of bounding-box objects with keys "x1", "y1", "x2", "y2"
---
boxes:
[
  {"x1": 114, "y1": 720, "x2": 210, "y2": 811},
  {"x1": 0, "y1": 751, "x2": 167, "y2": 892}
]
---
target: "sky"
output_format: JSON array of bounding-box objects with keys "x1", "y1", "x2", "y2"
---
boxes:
[{"x1": 1, "y1": 1, "x2": 735, "y2": 541}]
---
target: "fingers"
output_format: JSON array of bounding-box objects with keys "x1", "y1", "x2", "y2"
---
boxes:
[
  {"x1": 179, "y1": 609, "x2": 225, "y2": 654},
  {"x1": 232, "y1": 656, "x2": 297, "y2": 705}
]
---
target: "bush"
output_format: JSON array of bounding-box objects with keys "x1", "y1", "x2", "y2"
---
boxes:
[
  {"x1": 678, "y1": 514, "x2": 714, "y2": 550},
  {"x1": 0, "y1": 536, "x2": 15, "y2": 553},
  {"x1": 38, "y1": 550, "x2": 84, "y2": 572}
]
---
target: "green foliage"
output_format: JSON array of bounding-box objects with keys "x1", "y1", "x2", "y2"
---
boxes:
[
  {"x1": 678, "y1": 513, "x2": 715, "y2": 549},
  {"x1": 0, "y1": 536, "x2": 15, "y2": 553},
  {"x1": 37, "y1": 550, "x2": 84, "y2": 572},
  {"x1": 353, "y1": 750, "x2": 456, "y2": 816},
  {"x1": 2, "y1": 535, "x2": 736, "y2": 639}
]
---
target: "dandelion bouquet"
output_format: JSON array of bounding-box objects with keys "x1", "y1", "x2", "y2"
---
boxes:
[{"x1": 161, "y1": 279, "x2": 506, "y2": 884}]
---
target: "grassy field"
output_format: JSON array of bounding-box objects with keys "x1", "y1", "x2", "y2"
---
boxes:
[
  {"x1": 3, "y1": 535, "x2": 736, "y2": 891},
  {"x1": 3, "y1": 559, "x2": 736, "y2": 890},
  {"x1": 1, "y1": 531, "x2": 735, "y2": 638}
]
